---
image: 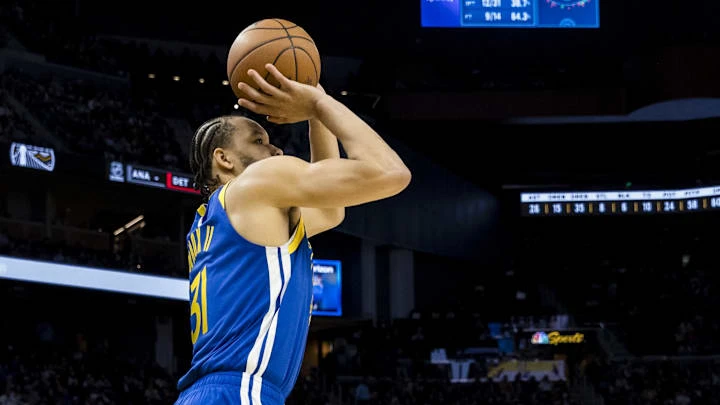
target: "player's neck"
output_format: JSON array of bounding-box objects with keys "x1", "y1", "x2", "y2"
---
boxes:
[{"x1": 217, "y1": 170, "x2": 242, "y2": 187}]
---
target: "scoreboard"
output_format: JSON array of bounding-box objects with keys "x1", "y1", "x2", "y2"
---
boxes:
[
  {"x1": 107, "y1": 161, "x2": 199, "y2": 195},
  {"x1": 421, "y1": 0, "x2": 600, "y2": 29},
  {"x1": 521, "y1": 185, "x2": 720, "y2": 216}
]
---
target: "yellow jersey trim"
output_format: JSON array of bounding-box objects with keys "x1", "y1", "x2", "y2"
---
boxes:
[
  {"x1": 219, "y1": 183, "x2": 230, "y2": 210},
  {"x1": 288, "y1": 217, "x2": 305, "y2": 254},
  {"x1": 197, "y1": 204, "x2": 207, "y2": 217}
]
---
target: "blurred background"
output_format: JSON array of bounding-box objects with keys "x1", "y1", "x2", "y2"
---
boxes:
[{"x1": 1, "y1": 0, "x2": 720, "y2": 404}]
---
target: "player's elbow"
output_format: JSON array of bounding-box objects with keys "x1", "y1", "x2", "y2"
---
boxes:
[
  {"x1": 398, "y1": 167, "x2": 412, "y2": 190},
  {"x1": 392, "y1": 167, "x2": 412, "y2": 192},
  {"x1": 381, "y1": 168, "x2": 412, "y2": 197}
]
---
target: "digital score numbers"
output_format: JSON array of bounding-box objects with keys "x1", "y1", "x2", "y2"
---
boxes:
[
  {"x1": 521, "y1": 186, "x2": 720, "y2": 217},
  {"x1": 463, "y1": 0, "x2": 535, "y2": 27},
  {"x1": 421, "y1": 0, "x2": 599, "y2": 29}
]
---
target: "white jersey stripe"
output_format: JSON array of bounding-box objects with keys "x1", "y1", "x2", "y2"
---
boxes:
[
  {"x1": 240, "y1": 247, "x2": 284, "y2": 405},
  {"x1": 255, "y1": 247, "x2": 293, "y2": 390}
]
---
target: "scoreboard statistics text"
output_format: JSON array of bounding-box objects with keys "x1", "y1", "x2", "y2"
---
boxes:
[
  {"x1": 421, "y1": 0, "x2": 600, "y2": 29},
  {"x1": 107, "y1": 161, "x2": 199, "y2": 195},
  {"x1": 521, "y1": 186, "x2": 720, "y2": 217}
]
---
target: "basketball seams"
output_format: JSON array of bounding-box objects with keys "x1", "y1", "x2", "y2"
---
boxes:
[
  {"x1": 293, "y1": 47, "x2": 320, "y2": 85},
  {"x1": 229, "y1": 36, "x2": 315, "y2": 80},
  {"x1": 262, "y1": 47, "x2": 294, "y2": 83},
  {"x1": 274, "y1": 19, "x2": 299, "y2": 82},
  {"x1": 229, "y1": 19, "x2": 319, "y2": 95}
]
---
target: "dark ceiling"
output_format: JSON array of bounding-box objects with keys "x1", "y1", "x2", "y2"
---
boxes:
[
  {"x1": 386, "y1": 117, "x2": 720, "y2": 191},
  {"x1": 36, "y1": 0, "x2": 720, "y2": 190},
  {"x1": 71, "y1": 0, "x2": 720, "y2": 58}
]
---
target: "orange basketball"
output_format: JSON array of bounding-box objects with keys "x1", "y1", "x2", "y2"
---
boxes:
[{"x1": 227, "y1": 19, "x2": 321, "y2": 100}]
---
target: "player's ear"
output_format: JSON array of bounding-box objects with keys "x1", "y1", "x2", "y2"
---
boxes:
[{"x1": 212, "y1": 148, "x2": 234, "y2": 171}]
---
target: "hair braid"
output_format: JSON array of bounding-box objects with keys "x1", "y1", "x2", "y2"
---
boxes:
[{"x1": 189, "y1": 116, "x2": 236, "y2": 202}]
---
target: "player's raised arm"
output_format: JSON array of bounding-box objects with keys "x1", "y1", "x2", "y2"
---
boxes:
[
  {"x1": 233, "y1": 154, "x2": 407, "y2": 209},
  {"x1": 232, "y1": 64, "x2": 411, "y2": 209}
]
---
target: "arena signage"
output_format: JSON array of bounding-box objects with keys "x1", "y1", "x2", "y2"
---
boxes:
[
  {"x1": 107, "y1": 161, "x2": 199, "y2": 194},
  {"x1": 531, "y1": 331, "x2": 585, "y2": 345},
  {"x1": 9, "y1": 142, "x2": 56, "y2": 172}
]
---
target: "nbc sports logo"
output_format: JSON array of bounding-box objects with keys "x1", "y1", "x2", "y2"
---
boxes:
[
  {"x1": 10, "y1": 142, "x2": 55, "y2": 172},
  {"x1": 531, "y1": 331, "x2": 549, "y2": 345}
]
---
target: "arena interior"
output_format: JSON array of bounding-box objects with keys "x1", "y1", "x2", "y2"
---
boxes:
[{"x1": 2, "y1": 0, "x2": 720, "y2": 404}]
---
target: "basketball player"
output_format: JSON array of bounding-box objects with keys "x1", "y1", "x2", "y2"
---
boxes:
[{"x1": 175, "y1": 64, "x2": 411, "y2": 405}]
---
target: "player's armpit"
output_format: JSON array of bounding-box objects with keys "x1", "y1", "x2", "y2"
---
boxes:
[
  {"x1": 230, "y1": 155, "x2": 410, "y2": 209},
  {"x1": 301, "y1": 207, "x2": 345, "y2": 238}
]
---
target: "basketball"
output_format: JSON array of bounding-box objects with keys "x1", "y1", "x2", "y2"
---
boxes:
[{"x1": 227, "y1": 19, "x2": 321, "y2": 100}]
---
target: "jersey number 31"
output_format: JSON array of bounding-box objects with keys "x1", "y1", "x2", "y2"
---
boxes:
[{"x1": 190, "y1": 267, "x2": 209, "y2": 344}]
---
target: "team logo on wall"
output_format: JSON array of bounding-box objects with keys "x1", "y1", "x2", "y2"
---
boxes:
[{"x1": 9, "y1": 142, "x2": 56, "y2": 172}]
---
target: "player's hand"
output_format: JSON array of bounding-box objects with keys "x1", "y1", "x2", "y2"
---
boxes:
[{"x1": 237, "y1": 64, "x2": 326, "y2": 124}]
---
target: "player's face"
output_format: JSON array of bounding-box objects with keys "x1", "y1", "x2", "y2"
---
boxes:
[{"x1": 231, "y1": 117, "x2": 283, "y2": 166}]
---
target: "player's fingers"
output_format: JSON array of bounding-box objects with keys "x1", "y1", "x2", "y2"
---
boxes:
[
  {"x1": 237, "y1": 99, "x2": 274, "y2": 116},
  {"x1": 264, "y1": 64, "x2": 293, "y2": 90},
  {"x1": 237, "y1": 82, "x2": 272, "y2": 105},
  {"x1": 247, "y1": 69, "x2": 284, "y2": 98}
]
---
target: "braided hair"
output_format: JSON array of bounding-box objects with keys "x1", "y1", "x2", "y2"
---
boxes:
[{"x1": 189, "y1": 116, "x2": 237, "y2": 202}]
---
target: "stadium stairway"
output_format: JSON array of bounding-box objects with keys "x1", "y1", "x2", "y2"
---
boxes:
[
  {"x1": 538, "y1": 283, "x2": 574, "y2": 323},
  {"x1": 537, "y1": 281, "x2": 632, "y2": 361},
  {"x1": 597, "y1": 326, "x2": 632, "y2": 361},
  {"x1": 5, "y1": 92, "x2": 69, "y2": 153}
]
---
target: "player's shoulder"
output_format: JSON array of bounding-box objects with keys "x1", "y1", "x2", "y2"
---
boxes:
[
  {"x1": 233, "y1": 156, "x2": 307, "y2": 188},
  {"x1": 246, "y1": 155, "x2": 306, "y2": 175},
  {"x1": 224, "y1": 156, "x2": 308, "y2": 208}
]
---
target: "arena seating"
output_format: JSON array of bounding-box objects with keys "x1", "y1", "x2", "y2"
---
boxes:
[{"x1": 1, "y1": 2, "x2": 719, "y2": 404}]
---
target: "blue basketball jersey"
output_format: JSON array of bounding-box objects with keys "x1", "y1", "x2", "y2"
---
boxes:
[{"x1": 177, "y1": 182, "x2": 314, "y2": 404}]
